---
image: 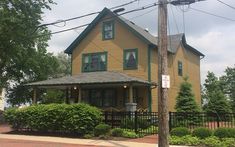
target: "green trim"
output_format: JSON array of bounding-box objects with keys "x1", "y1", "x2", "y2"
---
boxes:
[
  {"x1": 70, "y1": 54, "x2": 72, "y2": 75},
  {"x1": 102, "y1": 20, "x2": 115, "y2": 40},
  {"x1": 178, "y1": 60, "x2": 183, "y2": 76},
  {"x1": 123, "y1": 48, "x2": 138, "y2": 70},
  {"x1": 81, "y1": 52, "x2": 107, "y2": 72},
  {"x1": 147, "y1": 45, "x2": 152, "y2": 112},
  {"x1": 64, "y1": 8, "x2": 155, "y2": 54}
]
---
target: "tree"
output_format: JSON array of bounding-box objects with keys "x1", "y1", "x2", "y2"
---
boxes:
[
  {"x1": 0, "y1": 0, "x2": 55, "y2": 87},
  {"x1": 203, "y1": 72, "x2": 231, "y2": 114},
  {"x1": 175, "y1": 77, "x2": 201, "y2": 112},
  {"x1": 220, "y1": 65, "x2": 235, "y2": 112}
]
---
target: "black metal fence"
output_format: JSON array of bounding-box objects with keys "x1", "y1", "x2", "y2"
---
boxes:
[
  {"x1": 103, "y1": 111, "x2": 158, "y2": 135},
  {"x1": 169, "y1": 112, "x2": 235, "y2": 130},
  {"x1": 102, "y1": 111, "x2": 235, "y2": 134}
]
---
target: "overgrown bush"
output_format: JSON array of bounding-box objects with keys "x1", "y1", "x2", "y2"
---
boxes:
[
  {"x1": 170, "y1": 127, "x2": 191, "y2": 137},
  {"x1": 214, "y1": 128, "x2": 235, "y2": 138},
  {"x1": 111, "y1": 128, "x2": 124, "y2": 137},
  {"x1": 4, "y1": 103, "x2": 102, "y2": 136},
  {"x1": 192, "y1": 127, "x2": 212, "y2": 139},
  {"x1": 94, "y1": 124, "x2": 111, "y2": 137}
]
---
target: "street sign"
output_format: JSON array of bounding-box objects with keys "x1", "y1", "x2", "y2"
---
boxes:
[{"x1": 162, "y1": 75, "x2": 170, "y2": 88}]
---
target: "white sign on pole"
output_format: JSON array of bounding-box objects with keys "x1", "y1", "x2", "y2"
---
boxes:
[{"x1": 162, "y1": 75, "x2": 170, "y2": 88}]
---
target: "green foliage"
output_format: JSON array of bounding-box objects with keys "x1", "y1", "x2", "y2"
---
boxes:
[
  {"x1": 42, "y1": 89, "x2": 65, "y2": 104},
  {"x1": 175, "y1": 77, "x2": 201, "y2": 112},
  {"x1": 170, "y1": 127, "x2": 191, "y2": 137},
  {"x1": 111, "y1": 128, "x2": 124, "y2": 137},
  {"x1": 221, "y1": 138, "x2": 235, "y2": 147},
  {"x1": 83, "y1": 134, "x2": 94, "y2": 139},
  {"x1": 169, "y1": 135, "x2": 200, "y2": 146},
  {"x1": 214, "y1": 128, "x2": 235, "y2": 138},
  {"x1": 202, "y1": 136, "x2": 223, "y2": 147},
  {"x1": 94, "y1": 124, "x2": 111, "y2": 137},
  {"x1": 122, "y1": 130, "x2": 138, "y2": 138},
  {"x1": 203, "y1": 72, "x2": 232, "y2": 114},
  {"x1": 192, "y1": 127, "x2": 212, "y2": 139},
  {"x1": 0, "y1": 0, "x2": 55, "y2": 87},
  {"x1": 4, "y1": 103, "x2": 102, "y2": 136},
  {"x1": 220, "y1": 65, "x2": 235, "y2": 112}
]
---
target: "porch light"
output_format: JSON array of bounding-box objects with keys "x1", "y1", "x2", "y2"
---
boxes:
[
  {"x1": 74, "y1": 86, "x2": 77, "y2": 90},
  {"x1": 123, "y1": 85, "x2": 127, "y2": 88}
]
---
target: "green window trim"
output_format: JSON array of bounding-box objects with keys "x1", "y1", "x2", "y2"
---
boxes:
[
  {"x1": 102, "y1": 20, "x2": 115, "y2": 40},
  {"x1": 123, "y1": 48, "x2": 138, "y2": 70},
  {"x1": 82, "y1": 52, "x2": 107, "y2": 72},
  {"x1": 178, "y1": 61, "x2": 183, "y2": 76}
]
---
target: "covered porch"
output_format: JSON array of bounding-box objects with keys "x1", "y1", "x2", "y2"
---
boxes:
[{"x1": 26, "y1": 71, "x2": 157, "y2": 112}]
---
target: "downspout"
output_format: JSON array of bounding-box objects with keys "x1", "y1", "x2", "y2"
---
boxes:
[{"x1": 147, "y1": 45, "x2": 153, "y2": 112}]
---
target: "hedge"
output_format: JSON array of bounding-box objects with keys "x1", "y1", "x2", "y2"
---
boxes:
[{"x1": 4, "y1": 103, "x2": 102, "y2": 136}]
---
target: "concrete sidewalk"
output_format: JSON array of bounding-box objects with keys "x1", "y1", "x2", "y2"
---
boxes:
[{"x1": 0, "y1": 134, "x2": 190, "y2": 147}]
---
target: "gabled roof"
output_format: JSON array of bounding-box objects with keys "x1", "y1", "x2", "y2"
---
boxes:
[
  {"x1": 25, "y1": 71, "x2": 153, "y2": 87},
  {"x1": 64, "y1": 8, "x2": 204, "y2": 57}
]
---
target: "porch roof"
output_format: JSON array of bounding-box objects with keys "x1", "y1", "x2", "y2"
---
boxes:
[{"x1": 25, "y1": 71, "x2": 155, "y2": 87}]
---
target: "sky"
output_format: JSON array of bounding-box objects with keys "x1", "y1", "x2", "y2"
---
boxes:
[{"x1": 42, "y1": 0, "x2": 235, "y2": 83}]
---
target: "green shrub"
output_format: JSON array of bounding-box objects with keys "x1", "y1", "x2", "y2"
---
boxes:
[
  {"x1": 221, "y1": 138, "x2": 235, "y2": 147},
  {"x1": 122, "y1": 130, "x2": 138, "y2": 138},
  {"x1": 4, "y1": 103, "x2": 102, "y2": 136},
  {"x1": 170, "y1": 127, "x2": 191, "y2": 137},
  {"x1": 83, "y1": 134, "x2": 94, "y2": 139},
  {"x1": 214, "y1": 128, "x2": 235, "y2": 138},
  {"x1": 94, "y1": 124, "x2": 111, "y2": 137},
  {"x1": 192, "y1": 127, "x2": 212, "y2": 139},
  {"x1": 111, "y1": 128, "x2": 124, "y2": 137},
  {"x1": 170, "y1": 135, "x2": 200, "y2": 146},
  {"x1": 202, "y1": 136, "x2": 223, "y2": 147}
]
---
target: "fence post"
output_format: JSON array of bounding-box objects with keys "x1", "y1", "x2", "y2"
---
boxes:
[
  {"x1": 169, "y1": 112, "x2": 172, "y2": 131},
  {"x1": 216, "y1": 113, "x2": 220, "y2": 128},
  {"x1": 111, "y1": 111, "x2": 114, "y2": 128},
  {"x1": 134, "y1": 111, "x2": 138, "y2": 134},
  {"x1": 104, "y1": 111, "x2": 108, "y2": 124}
]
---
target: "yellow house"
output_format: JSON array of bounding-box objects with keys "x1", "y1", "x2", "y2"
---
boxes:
[{"x1": 27, "y1": 8, "x2": 204, "y2": 112}]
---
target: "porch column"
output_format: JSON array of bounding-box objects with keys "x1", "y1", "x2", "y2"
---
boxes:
[
  {"x1": 65, "y1": 87, "x2": 69, "y2": 104},
  {"x1": 78, "y1": 86, "x2": 82, "y2": 103},
  {"x1": 129, "y1": 84, "x2": 133, "y2": 103},
  {"x1": 125, "y1": 84, "x2": 137, "y2": 112},
  {"x1": 32, "y1": 87, "x2": 37, "y2": 104}
]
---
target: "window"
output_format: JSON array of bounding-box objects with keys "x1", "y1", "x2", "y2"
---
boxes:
[
  {"x1": 123, "y1": 49, "x2": 138, "y2": 70},
  {"x1": 102, "y1": 21, "x2": 114, "y2": 40},
  {"x1": 82, "y1": 52, "x2": 107, "y2": 72},
  {"x1": 178, "y1": 61, "x2": 183, "y2": 76},
  {"x1": 83, "y1": 89, "x2": 116, "y2": 107}
]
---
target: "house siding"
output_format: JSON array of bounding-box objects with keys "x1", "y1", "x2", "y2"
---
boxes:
[
  {"x1": 72, "y1": 14, "x2": 149, "y2": 81},
  {"x1": 70, "y1": 13, "x2": 202, "y2": 112}
]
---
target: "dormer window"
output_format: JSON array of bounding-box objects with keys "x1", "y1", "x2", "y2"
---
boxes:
[{"x1": 102, "y1": 20, "x2": 114, "y2": 40}]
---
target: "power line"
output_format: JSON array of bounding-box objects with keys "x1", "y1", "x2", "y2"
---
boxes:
[
  {"x1": 216, "y1": 0, "x2": 235, "y2": 11},
  {"x1": 39, "y1": 0, "x2": 139, "y2": 28},
  {"x1": 38, "y1": 2, "x2": 160, "y2": 37},
  {"x1": 190, "y1": 7, "x2": 235, "y2": 21},
  {"x1": 169, "y1": 5, "x2": 180, "y2": 34}
]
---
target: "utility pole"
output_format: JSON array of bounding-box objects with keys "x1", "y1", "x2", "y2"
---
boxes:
[
  {"x1": 157, "y1": 0, "x2": 205, "y2": 146},
  {"x1": 158, "y1": 0, "x2": 169, "y2": 146}
]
